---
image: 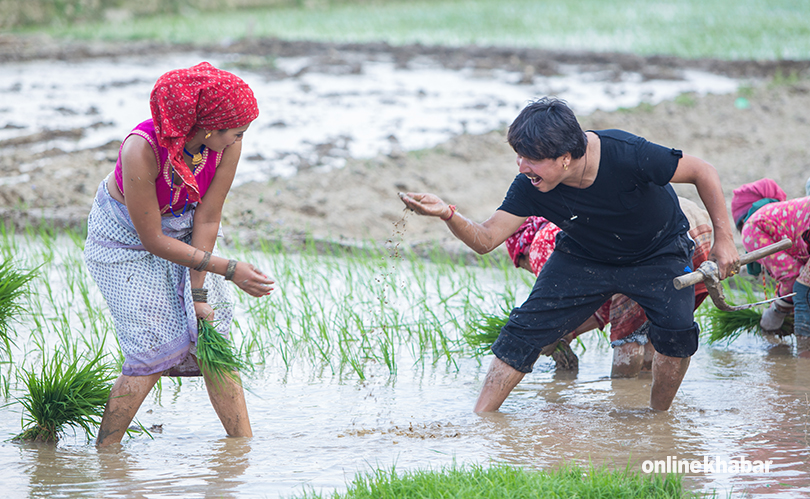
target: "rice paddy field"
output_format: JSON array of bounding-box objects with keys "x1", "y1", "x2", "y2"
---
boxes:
[
  {"x1": 0, "y1": 224, "x2": 806, "y2": 498},
  {"x1": 1, "y1": 0, "x2": 810, "y2": 497}
]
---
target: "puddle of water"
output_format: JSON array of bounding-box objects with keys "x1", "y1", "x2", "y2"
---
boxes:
[
  {"x1": 0, "y1": 51, "x2": 738, "y2": 185},
  {"x1": 0, "y1": 236, "x2": 808, "y2": 498}
]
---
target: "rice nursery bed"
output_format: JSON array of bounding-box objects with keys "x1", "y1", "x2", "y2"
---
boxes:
[{"x1": 0, "y1": 226, "x2": 808, "y2": 498}]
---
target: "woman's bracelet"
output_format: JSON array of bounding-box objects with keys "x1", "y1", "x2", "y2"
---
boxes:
[
  {"x1": 441, "y1": 204, "x2": 457, "y2": 221},
  {"x1": 194, "y1": 251, "x2": 212, "y2": 272},
  {"x1": 224, "y1": 259, "x2": 238, "y2": 281},
  {"x1": 191, "y1": 288, "x2": 208, "y2": 303}
]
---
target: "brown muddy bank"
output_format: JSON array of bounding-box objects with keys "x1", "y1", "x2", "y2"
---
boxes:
[{"x1": 0, "y1": 35, "x2": 809, "y2": 254}]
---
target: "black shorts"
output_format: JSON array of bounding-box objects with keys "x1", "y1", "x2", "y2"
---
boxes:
[{"x1": 492, "y1": 233, "x2": 700, "y2": 373}]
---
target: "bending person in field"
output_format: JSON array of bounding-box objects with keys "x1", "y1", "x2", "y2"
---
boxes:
[
  {"x1": 731, "y1": 178, "x2": 810, "y2": 354},
  {"x1": 84, "y1": 62, "x2": 275, "y2": 447},
  {"x1": 400, "y1": 97, "x2": 738, "y2": 412},
  {"x1": 505, "y1": 197, "x2": 713, "y2": 377}
]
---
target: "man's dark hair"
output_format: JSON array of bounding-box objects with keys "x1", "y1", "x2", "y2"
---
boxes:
[{"x1": 507, "y1": 97, "x2": 587, "y2": 160}]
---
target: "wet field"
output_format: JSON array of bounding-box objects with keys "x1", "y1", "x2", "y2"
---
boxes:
[
  {"x1": 0, "y1": 233, "x2": 808, "y2": 498},
  {"x1": 0, "y1": 51, "x2": 737, "y2": 184},
  {"x1": 0, "y1": 46, "x2": 808, "y2": 498}
]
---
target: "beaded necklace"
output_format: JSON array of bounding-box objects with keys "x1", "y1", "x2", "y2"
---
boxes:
[
  {"x1": 170, "y1": 145, "x2": 205, "y2": 217},
  {"x1": 183, "y1": 144, "x2": 206, "y2": 167},
  {"x1": 169, "y1": 169, "x2": 190, "y2": 217}
]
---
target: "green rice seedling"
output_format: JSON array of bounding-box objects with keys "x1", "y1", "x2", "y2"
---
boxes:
[
  {"x1": 196, "y1": 318, "x2": 248, "y2": 390},
  {"x1": 464, "y1": 310, "x2": 509, "y2": 355},
  {"x1": 0, "y1": 259, "x2": 38, "y2": 348},
  {"x1": 706, "y1": 308, "x2": 793, "y2": 344},
  {"x1": 0, "y1": 222, "x2": 19, "y2": 262},
  {"x1": 294, "y1": 461, "x2": 702, "y2": 499},
  {"x1": 703, "y1": 275, "x2": 793, "y2": 344},
  {"x1": 13, "y1": 351, "x2": 114, "y2": 443}
]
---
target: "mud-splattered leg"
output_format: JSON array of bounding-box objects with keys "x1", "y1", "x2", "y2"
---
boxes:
[
  {"x1": 473, "y1": 357, "x2": 526, "y2": 413},
  {"x1": 642, "y1": 342, "x2": 656, "y2": 371},
  {"x1": 203, "y1": 369, "x2": 252, "y2": 438},
  {"x1": 96, "y1": 372, "x2": 162, "y2": 447},
  {"x1": 611, "y1": 341, "x2": 645, "y2": 378},
  {"x1": 649, "y1": 352, "x2": 690, "y2": 411}
]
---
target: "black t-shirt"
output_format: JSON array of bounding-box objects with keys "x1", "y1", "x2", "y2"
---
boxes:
[{"x1": 497, "y1": 129, "x2": 689, "y2": 264}]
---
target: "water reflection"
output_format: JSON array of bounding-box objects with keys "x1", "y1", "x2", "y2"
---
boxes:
[
  {"x1": 3, "y1": 318, "x2": 810, "y2": 497},
  {"x1": 204, "y1": 438, "x2": 253, "y2": 498},
  {"x1": 24, "y1": 443, "x2": 97, "y2": 497}
]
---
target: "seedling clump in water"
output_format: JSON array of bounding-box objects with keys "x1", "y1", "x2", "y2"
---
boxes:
[{"x1": 14, "y1": 352, "x2": 114, "y2": 443}]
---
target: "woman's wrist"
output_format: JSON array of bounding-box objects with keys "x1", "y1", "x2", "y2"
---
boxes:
[
  {"x1": 191, "y1": 288, "x2": 208, "y2": 303},
  {"x1": 192, "y1": 251, "x2": 212, "y2": 272},
  {"x1": 194, "y1": 254, "x2": 233, "y2": 279},
  {"x1": 225, "y1": 259, "x2": 238, "y2": 280}
]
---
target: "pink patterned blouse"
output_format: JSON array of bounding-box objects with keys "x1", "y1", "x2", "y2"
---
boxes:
[
  {"x1": 742, "y1": 197, "x2": 810, "y2": 295},
  {"x1": 114, "y1": 119, "x2": 223, "y2": 215}
]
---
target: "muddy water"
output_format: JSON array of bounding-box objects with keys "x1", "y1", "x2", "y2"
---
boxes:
[
  {"x1": 0, "y1": 51, "x2": 737, "y2": 184},
  {"x1": 2, "y1": 331, "x2": 808, "y2": 498},
  {"x1": 0, "y1": 52, "x2": 804, "y2": 497}
]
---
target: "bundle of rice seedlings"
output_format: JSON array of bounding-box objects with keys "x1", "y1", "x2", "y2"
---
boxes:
[
  {"x1": 14, "y1": 352, "x2": 114, "y2": 443},
  {"x1": 196, "y1": 318, "x2": 247, "y2": 389},
  {"x1": 0, "y1": 259, "x2": 38, "y2": 344},
  {"x1": 703, "y1": 274, "x2": 794, "y2": 344},
  {"x1": 464, "y1": 309, "x2": 579, "y2": 369},
  {"x1": 706, "y1": 307, "x2": 794, "y2": 344},
  {"x1": 463, "y1": 312, "x2": 509, "y2": 355}
]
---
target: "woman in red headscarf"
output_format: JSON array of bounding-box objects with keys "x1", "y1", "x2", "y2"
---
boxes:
[
  {"x1": 84, "y1": 62, "x2": 273, "y2": 446},
  {"x1": 732, "y1": 178, "x2": 810, "y2": 346}
]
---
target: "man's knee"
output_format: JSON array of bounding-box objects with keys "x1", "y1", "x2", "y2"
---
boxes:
[
  {"x1": 648, "y1": 322, "x2": 699, "y2": 358},
  {"x1": 491, "y1": 330, "x2": 543, "y2": 373}
]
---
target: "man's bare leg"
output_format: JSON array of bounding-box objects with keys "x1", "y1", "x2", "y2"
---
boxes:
[
  {"x1": 96, "y1": 372, "x2": 162, "y2": 447},
  {"x1": 642, "y1": 342, "x2": 656, "y2": 371},
  {"x1": 611, "y1": 341, "x2": 645, "y2": 378},
  {"x1": 649, "y1": 352, "x2": 690, "y2": 411},
  {"x1": 203, "y1": 369, "x2": 253, "y2": 438},
  {"x1": 473, "y1": 357, "x2": 525, "y2": 413}
]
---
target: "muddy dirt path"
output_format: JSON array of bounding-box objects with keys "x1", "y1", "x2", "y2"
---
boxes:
[{"x1": 1, "y1": 36, "x2": 809, "y2": 255}]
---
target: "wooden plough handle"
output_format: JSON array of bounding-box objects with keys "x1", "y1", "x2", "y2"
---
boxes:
[{"x1": 673, "y1": 237, "x2": 792, "y2": 290}]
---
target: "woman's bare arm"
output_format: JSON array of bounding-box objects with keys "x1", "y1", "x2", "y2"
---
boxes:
[{"x1": 119, "y1": 136, "x2": 272, "y2": 297}]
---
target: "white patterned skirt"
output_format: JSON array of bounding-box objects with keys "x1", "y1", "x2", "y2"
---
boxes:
[{"x1": 84, "y1": 178, "x2": 233, "y2": 376}]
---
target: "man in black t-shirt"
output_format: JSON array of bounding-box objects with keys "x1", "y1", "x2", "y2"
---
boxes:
[{"x1": 400, "y1": 97, "x2": 739, "y2": 413}]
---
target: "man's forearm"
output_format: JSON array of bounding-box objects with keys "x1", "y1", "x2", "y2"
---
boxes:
[{"x1": 445, "y1": 213, "x2": 501, "y2": 254}]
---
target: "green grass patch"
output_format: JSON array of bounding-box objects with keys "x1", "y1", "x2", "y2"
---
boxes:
[
  {"x1": 674, "y1": 93, "x2": 698, "y2": 108},
  {"x1": 706, "y1": 307, "x2": 793, "y2": 344},
  {"x1": 13, "y1": 351, "x2": 114, "y2": 443},
  {"x1": 295, "y1": 462, "x2": 705, "y2": 499},
  {"x1": 12, "y1": 0, "x2": 810, "y2": 60}
]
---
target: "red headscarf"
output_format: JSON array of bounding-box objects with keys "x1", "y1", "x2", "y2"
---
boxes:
[
  {"x1": 730, "y1": 178, "x2": 786, "y2": 225},
  {"x1": 150, "y1": 62, "x2": 259, "y2": 202}
]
